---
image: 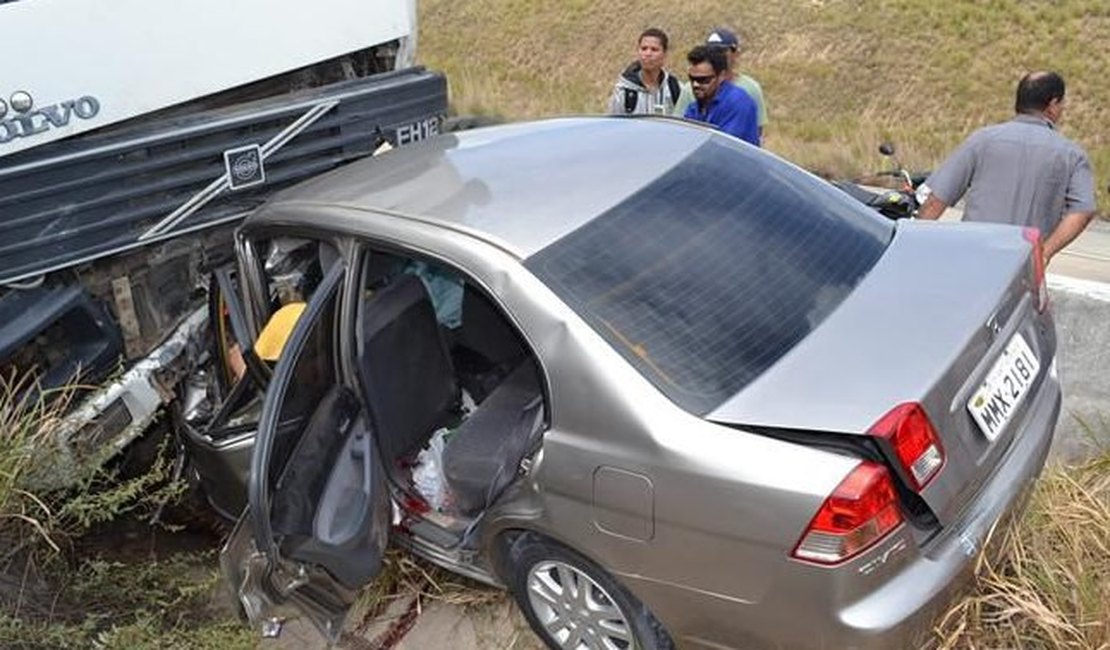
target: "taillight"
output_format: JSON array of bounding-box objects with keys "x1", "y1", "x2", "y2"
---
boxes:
[
  {"x1": 1023, "y1": 227, "x2": 1048, "y2": 312},
  {"x1": 869, "y1": 402, "x2": 945, "y2": 491},
  {"x1": 792, "y1": 461, "x2": 903, "y2": 565}
]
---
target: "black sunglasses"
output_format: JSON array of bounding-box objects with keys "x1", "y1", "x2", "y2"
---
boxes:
[{"x1": 688, "y1": 74, "x2": 717, "y2": 86}]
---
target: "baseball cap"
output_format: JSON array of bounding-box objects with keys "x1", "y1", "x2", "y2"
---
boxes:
[{"x1": 705, "y1": 27, "x2": 741, "y2": 50}]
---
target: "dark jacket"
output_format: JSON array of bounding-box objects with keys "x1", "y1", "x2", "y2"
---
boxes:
[{"x1": 607, "y1": 62, "x2": 681, "y2": 115}]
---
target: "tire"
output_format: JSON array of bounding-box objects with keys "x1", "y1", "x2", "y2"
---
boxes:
[{"x1": 502, "y1": 532, "x2": 674, "y2": 650}]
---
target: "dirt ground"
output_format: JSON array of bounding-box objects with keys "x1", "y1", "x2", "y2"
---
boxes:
[{"x1": 261, "y1": 590, "x2": 545, "y2": 649}]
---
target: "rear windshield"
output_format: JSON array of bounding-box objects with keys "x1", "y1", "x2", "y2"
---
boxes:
[{"x1": 526, "y1": 138, "x2": 893, "y2": 415}]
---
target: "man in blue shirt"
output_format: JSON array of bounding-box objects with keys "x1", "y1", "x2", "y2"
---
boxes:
[{"x1": 682, "y1": 45, "x2": 759, "y2": 146}]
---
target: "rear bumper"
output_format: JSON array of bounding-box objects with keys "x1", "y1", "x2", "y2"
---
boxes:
[
  {"x1": 831, "y1": 360, "x2": 1060, "y2": 647},
  {"x1": 632, "y1": 360, "x2": 1061, "y2": 650}
]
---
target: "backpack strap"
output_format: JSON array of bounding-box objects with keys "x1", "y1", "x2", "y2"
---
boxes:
[
  {"x1": 666, "y1": 74, "x2": 681, "y2": 106},
  {"x1": 623, "y1": 88, "x2": 639, "y2": 114}
]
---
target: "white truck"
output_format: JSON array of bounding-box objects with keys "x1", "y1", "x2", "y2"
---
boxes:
[{"x1": 0, "y1": 0, "x2": 447, "y2": 477}]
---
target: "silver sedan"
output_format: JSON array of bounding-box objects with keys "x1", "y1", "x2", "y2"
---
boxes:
[{"x1": 206, "y1": 116, "x2": 1060, "y2": 649}]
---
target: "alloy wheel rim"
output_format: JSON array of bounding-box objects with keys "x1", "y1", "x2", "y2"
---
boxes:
[{"x1": 525, "y1": 559, "x2": 634, "y2": 650}]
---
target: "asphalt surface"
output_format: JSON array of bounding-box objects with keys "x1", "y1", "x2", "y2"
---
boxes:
[{"x1": 1047, "y1": 218, "x2": 1110, "y2": 282}]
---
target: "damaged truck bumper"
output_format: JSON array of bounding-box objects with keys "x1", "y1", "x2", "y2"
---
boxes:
[{"x1": 39, "y1": 305, "x2": 208, "y2": 489}]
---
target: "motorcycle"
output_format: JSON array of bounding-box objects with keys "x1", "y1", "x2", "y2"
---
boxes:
[{"x1": 831, "y1": 142, "x2": 929, "y2": 220}]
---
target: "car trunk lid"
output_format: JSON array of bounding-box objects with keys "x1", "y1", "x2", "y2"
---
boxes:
[{"x1": 707, "y1": 220, "x2": 1056, "y2": 527}]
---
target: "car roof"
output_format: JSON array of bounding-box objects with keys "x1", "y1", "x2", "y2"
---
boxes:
[{"x1": 247, "y1": 116, "x2": 715, "y2": 258}]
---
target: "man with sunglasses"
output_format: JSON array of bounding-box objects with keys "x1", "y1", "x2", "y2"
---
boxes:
[
  {"x1": 682, "y1": 45, "x2": 759, "y2": 146},
  {"x1": 674, "y1": 27, "x2": 767, "y2": 143}
]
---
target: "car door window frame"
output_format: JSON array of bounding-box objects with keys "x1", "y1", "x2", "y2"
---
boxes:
[
  {"x1": 352, "y1": 239, "x2": 552, "y2": 425},
  {"x1": 248, "y1": 258, "x2": 348, "y2": 557},
  {"x1": 200, "y1": 231, "x2": 344, "y2": 439},
  {"x1": 234, "y1": 230, "x2": 271, "y2": 339}
]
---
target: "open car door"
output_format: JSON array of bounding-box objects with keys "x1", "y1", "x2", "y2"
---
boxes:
[{"x1": 220, "y1": 259, "x2": 391, "y2": 641}]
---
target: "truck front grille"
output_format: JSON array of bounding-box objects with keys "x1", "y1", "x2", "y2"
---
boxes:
[{"x1": 0, "y1": 67, "x2": 447, "y2": 284}]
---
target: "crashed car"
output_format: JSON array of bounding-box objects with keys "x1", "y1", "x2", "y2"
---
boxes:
[{"x1": 197, "y1": 116, "x2": 1061, "y2": 649}]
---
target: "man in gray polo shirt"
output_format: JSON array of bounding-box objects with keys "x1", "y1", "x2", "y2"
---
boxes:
[{"x1": 918, "y1": 71, "x2": 1097, "y2": 264}]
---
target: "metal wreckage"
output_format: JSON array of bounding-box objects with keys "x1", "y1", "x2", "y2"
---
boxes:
[{"x1": 0, "y1": 0, "x2": 446, "y2": 484}]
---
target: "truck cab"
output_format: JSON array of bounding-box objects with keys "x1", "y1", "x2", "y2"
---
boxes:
[{"x1": 0, "y1": 0, "x2": 447, "y2": 482}]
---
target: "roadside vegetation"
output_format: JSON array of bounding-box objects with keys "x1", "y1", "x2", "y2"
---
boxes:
[
  {"x1": 420, "y1": 0, "x2": 1109, "y2": 194},
  {"x1": 937, "y1": 450, "x2": 1110, "y2": 648},
  {"x1": 0, "y1": 370, "x2": 252, "y2": 649}
]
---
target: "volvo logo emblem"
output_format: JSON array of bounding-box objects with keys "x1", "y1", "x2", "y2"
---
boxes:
[
  {"x1": 0, "y1": 94, "x2": 101, "y2": 145},
  {"x1": 232, "y1": 154, "x2": 259, "y2": 181},
  {"x1": 224, "y1": 143, "x2": 266, "y2": 190}
]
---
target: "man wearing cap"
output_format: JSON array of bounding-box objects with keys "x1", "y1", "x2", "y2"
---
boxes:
[
  {"x1": 918, "y1": 71, "x2": 1096, "y2": 265},
  {"x1": 682, "y1": 45, "x2": 759, "y2": 146},
  {"x1": 675, "y1": 27, "x2": 768, "y2": 143}
]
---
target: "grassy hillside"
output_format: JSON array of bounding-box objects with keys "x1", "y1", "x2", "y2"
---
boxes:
[{"x1": 420, "y1": 0, "x2": 1109, "y2": 196}]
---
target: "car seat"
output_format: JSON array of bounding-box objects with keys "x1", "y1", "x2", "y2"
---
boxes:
[{"x1": 442, "y1": 361, "x2": 544, "y2": 515}]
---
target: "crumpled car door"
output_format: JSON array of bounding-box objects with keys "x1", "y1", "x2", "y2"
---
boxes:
[{"x1": 220, "y1": 260, "x2": 390, "y2": 642}]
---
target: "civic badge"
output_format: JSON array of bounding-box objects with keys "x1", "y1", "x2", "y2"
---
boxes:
[{"x1": 224, "y1": 143, "x2": 265, "y2": 190}]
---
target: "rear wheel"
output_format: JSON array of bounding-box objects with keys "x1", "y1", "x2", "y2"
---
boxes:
[{"x1": 502, "y1": 533, "x2": 674, "y2": 650}]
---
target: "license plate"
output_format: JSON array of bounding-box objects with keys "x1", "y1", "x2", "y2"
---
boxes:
[{"x1": 968, "y1": 333, "x2": 1041, "y2": 441}]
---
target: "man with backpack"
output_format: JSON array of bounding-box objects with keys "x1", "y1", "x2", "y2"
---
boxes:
[{"x1": 608, "y1": 28, "x2": 682, "y2": 116}]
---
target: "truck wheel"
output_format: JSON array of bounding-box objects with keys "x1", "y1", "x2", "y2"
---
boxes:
[{"x1": 503, "y1": 532, "x2": 674, "y2": 650}]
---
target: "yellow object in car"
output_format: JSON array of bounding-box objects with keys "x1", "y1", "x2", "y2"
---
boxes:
[{"x1": 254, "y1": 302, "x2": 306, "y2": 361}]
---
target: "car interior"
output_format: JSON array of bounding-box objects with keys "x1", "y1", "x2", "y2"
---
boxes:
[
  {"x1": 352, "y1": 250, "x2": 547, "y2": 520},
  {"x1": 238, "y1": 241, "x2": 548, "y2": 584}
]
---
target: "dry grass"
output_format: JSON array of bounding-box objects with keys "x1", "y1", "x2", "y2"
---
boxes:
[
  {"x1": 0, "y1": 368, "x2": 242, "y2": 649},
  {"x1": 935, "y1": 454, "x2": 1110, "y2": 649},
  {"x1": 347, "y1": 550, "x2": 544, "y2": 649},
  {"x1": 419, "y1": 0, "x2": 1110, "y2": 192},
  {"x1": 0, "y1": 370, "x2": 83, "y2": 560},
  {"x1": 357, "y1": 549, "x2": 505, "y2": 614}
]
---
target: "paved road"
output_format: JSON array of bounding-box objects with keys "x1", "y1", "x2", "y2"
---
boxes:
[{"x1": 1047, "y1": 219, "x2": 1110, "y2": 283}]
